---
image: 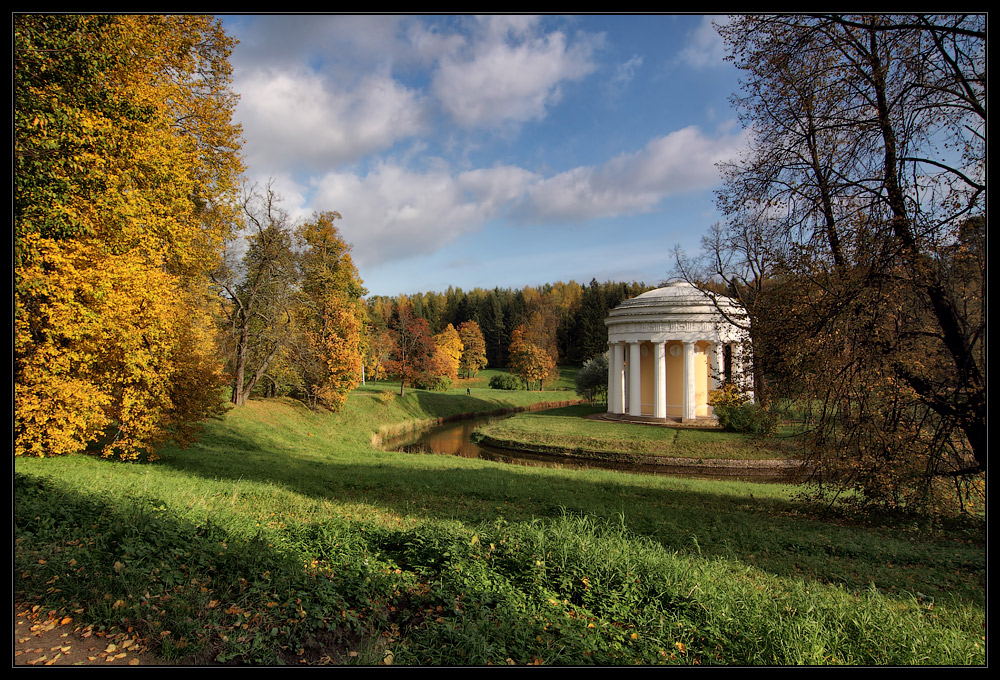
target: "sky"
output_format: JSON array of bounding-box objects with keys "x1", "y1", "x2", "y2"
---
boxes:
[{"x1": 221, "y1": 14, "x2": 747, "y2": 298}]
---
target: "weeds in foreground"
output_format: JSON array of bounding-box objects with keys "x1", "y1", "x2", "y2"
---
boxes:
[{"x1": 15, "y1": 473, "x2": 984, "y2": 666}]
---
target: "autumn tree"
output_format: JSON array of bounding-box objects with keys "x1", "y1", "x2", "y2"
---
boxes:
[
  {"x1": 673, "y1": 220, "x2": 786, "y2": 406},
  {"x1": 364, "y1": 318, "x2": 396, "y2": 384},
  {"x1": 14, "y1": 15, "x2": 243, "y2": 459},
  {"x1": 713, "y1": 14, "x2": 985, "y2": 511},
  {"x1": 457, "y1": 320, "x2": 489, "y2": 378},
  {"x1": 508, "y1": 325, "x2": 556, "y2": 391},
  {"x1": 386, "y1": 307, "x2": 437, "y2": 397},
  {"x1": 213, "y1": 184, "x2": 299, "y2": 406},
  {"x1": 295, "y1": 212, "x2": 367, "y2": 411},
  {"x1": 432, "y1": 324, "x2": 464, "y2": 382}
]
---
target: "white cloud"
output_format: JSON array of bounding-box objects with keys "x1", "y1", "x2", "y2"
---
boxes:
[
  {"x1": 518, "y1": 125, "x2": 746, "y2": 221},
  {"x1": 236, "y1": 67, "x2": 427, "y2": 172},
  {"x1": 309, "y1": 162, "x2": 530, "y2": 269},
  {"x1": 303, "y1": 125, "x2": 744, "y2": 269},
  {"x1": 677, "y1": 16, "x2": 729, "y2": 69},
  {"x1": 431, "y1": 16, "x2": 601, "y2": 129},
  {"x1": 613, "y1": 55, "x2": 643, "y2": 88}
]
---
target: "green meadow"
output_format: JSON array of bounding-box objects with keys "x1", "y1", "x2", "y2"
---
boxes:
[{"x1": 14, "y1": 377, "x2": 985, "y2": 665}]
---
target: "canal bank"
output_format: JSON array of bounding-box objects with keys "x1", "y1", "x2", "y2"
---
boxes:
[{"x1": 379, "y1": 404, "x2": 811, "y2": 483}]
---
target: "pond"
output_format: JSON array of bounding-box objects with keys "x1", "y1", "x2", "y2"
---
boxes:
[{"x1": 381, "y1": 414, "x2": 809, "y2": 484}]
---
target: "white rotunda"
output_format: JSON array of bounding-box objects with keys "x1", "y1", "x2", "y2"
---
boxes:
[{"x1": 604, "y1": 281, "x2": 751, "y2": 422}]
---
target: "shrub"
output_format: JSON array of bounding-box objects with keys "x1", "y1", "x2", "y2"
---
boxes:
[
  {"x1": 709, "y1": 383, "x2": 777, "y2": 436},
  {"x1": 413, "y1": 373, "x2": 452, "y2": 391},
  {"x1": 489, "y1": 374, "x2": 524, "y2": 391},
  {"x1": 575, "y1": 353, "x2": 608, "y2": 403},
  {"x1": 377, "y1": 390, "x2": 396, "y2": 405}
]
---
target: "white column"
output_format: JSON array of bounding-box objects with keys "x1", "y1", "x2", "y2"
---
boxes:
[
  {"x1": 628, "y1": 342, "x2": 642, "y2": 417},
  {"x1": 683, "y1": 341, "x2": 696, "y2": 420},
  {"x1": 607, "y1": 343, "x2": 615, "y2": 413},
  {"x1": 654, "y1": 342, "x2": 666, "y2": 419},
  {"x1": 610, "y1": 343, "x2": 625, "y2": 414}
]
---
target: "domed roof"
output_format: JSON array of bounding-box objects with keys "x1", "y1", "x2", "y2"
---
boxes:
[
  {"x1": 611, "y1": 281, "x2": 739, "y2": 313},
  {"x1": 605, "y1": 281, "x2": 745, "y2": 344},
  {"x1": 621, "y1": 281, "x2": 717, "y2": 305}
]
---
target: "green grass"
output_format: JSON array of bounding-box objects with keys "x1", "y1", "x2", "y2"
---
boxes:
[
  {"x1": 14, "y1": 383, "x2": 985, "y2": 665},
  {"x1": 473, "y1": 404, "x2": 801, "y2": 461}
]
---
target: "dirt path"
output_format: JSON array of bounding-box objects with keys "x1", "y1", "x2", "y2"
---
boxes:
[{"x1": 14, "y1": 603, "x2": 167, "y2": 666}]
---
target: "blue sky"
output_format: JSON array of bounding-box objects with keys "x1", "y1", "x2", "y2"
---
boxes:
[{"x1": 222, "y1": 14, "x2": 746, "y2": 297}]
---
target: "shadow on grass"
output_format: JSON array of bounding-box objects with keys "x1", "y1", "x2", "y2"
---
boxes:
[
  {"x1": 13, "y1": 473, "x2": 384, "y2": 665},
  {"x1": 146, "y1": 426, "x2": 985, "y2": 607}
]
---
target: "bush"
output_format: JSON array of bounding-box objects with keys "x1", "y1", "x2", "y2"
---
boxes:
[
  {"x1": 575, "y1": 353, "x2": 608, "y2": 403},
  {"x1": 413, "y1": 374, "x2": 452, "y2": 391},
  {"x1": 489, "y1": 374, "x2": 524, "y2": 391},
  {"x1": 709, "y1": 383, "x2": 777, "y2": 436}
]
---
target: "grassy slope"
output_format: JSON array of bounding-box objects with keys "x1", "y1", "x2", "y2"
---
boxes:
[{"x1": 14, "y1": 382, "x2": 986, "y2": 665}]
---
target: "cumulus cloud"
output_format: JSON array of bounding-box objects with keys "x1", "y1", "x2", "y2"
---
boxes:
[
  {"x1": 517, "y1": 125, "x2": 746, "y2": 221},
  {"x1": 430, "y1": 16, "x2": 601, "y2": 129},
  {"x1": 236, "y1": 67, "x2": 427, "y2": 173},
  {"x1": 305, "y1": 126, "x2": 744, "y2": 268},
  {"x1": 308, "y1": 162, "x2": 537, "y2": 269}
]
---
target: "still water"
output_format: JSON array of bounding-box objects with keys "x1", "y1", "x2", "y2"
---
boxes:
[{"x1": 382, "y1": 414, "x2": 806, "y2": 483}]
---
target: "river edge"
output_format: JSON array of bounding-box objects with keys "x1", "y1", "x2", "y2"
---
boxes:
[
  {"x1": 470, "y1": 432, "x2": 809, "y2": 473},
  {"x1": 375, "y1": 400, "x2": 811, "y2": 477},
  {"x1": 370, "y1": 399, "x2": 585, "y2": 449}
]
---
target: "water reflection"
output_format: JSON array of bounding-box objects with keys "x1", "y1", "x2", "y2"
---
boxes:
[{"x1": 383, "y1": 415, "x2": 807, "y2": 484}]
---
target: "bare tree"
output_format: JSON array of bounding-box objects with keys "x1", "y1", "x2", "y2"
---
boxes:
[
  {"x1": 700, "y1": 14, "x2": 985, "y2": 510},
  {"x1": 213, "y1": 182, "x2": 298, "y2": 406}
]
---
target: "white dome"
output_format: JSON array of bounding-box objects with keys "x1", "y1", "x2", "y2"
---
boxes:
[{"x1": 605, "y1": 281, "x2": 745, "y2": 345}]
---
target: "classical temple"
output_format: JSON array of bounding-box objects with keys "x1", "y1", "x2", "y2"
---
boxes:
[{"x1": 604, "y1": 281, "x2": 750, "y2": 422}]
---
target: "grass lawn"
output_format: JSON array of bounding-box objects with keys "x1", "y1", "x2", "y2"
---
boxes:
[
  {"x1": 473, "y1": 404, "x2": 802, "y2": 461},
  {"x1": 14, "y1": 378, "x2": 986, "y2": 666}
]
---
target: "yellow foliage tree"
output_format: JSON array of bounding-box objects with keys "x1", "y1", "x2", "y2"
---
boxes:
[
  {"x1": 457, "y1": 320, "x2": 488, "y2": 378},
  {"x1": 308, "y1": 295, "x2": 364, "y2": 412},
  {"x1": 432, "y1": 324, "x2": 464, "y2": 381},
  {"x1": 15, "y1": 238, "x2": 226, "y2": 460},
  {"x1": 14, "y1": 15, "x2": 242, "y2": 458},
  {"x1": 296, "y1": 212, "x2": 367, "y2": 411},
  {"x1": 508, "y1": 324, "x2": 556, "y2": 391}
]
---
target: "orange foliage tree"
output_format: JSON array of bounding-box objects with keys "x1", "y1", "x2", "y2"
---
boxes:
[
  {"x1": 386, "y1": 308, "x2": 436, "y2": 396},
  {"x1": 295, "y1": 212, "x2": 367, "y2": 412}
]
